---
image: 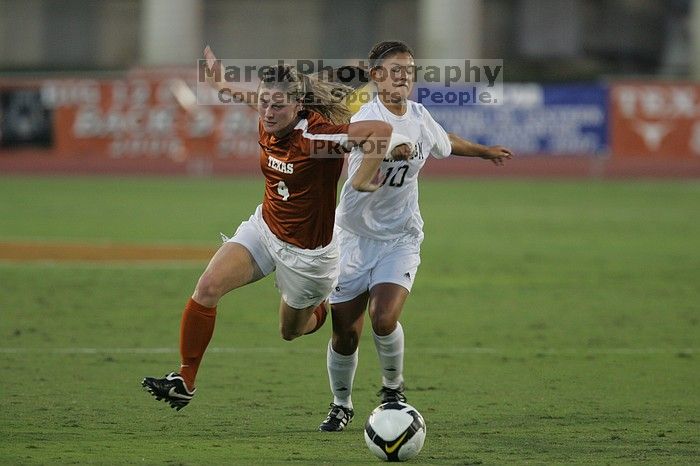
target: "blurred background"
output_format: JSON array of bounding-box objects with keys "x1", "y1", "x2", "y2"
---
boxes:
[
  {"x1": 0, "y1": 0, "x2": 699, "y2": 176},
  {"x1": 1, "y1": 0, "x2": 698, "y2": 78}
]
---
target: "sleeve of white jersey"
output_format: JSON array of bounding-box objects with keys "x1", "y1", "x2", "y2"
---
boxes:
[
  {"x1": 422, "y1": 107, "x2": 452, "y2": 159},
  {"x1": 349, "y1": 104, "x2": 373, "y2": 123}
]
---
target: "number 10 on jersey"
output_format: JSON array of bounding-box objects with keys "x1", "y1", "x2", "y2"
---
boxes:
[{"x1": 381, "y1": 165, "x2": 409, "y2": 187}]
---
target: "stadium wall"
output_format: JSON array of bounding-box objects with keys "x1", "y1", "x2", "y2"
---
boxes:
[{"x1": 1, "y1": 72, "x2": 699, "y2": 178}]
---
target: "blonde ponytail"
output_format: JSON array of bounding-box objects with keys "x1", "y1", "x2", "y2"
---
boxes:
[
  {"x1": 302, "y1": 73, "x2": 354, "y2": 124},
  {"x1": 259, "y1": 64, "x2": 355, "y2": 125}
]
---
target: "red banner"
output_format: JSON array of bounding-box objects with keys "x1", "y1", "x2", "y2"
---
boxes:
[
  {"x1": 0, "y1": 71, "x2": 260, "y2": 174},
  {"x1": 51, "y1": 77, "x2": 258, "y2": 156},
  {"x1": 611, "y1": 82, "x2": 700, "y2": 159}
]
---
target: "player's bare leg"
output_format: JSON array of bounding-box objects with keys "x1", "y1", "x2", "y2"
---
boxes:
[
  {"x1": 278, "y1": 300, "x2": 323, "y2": 341},
  {"x1": 193, "y1": 242, "x2": 265, "y2": 307},
  {"x1": 331, "y1": 293, "x2": 369, "y2": 354}
]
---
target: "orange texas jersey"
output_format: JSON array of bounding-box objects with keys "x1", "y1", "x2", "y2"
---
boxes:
[{"x1": 258, "y1": 111, "x2": 349, "y2": 249}]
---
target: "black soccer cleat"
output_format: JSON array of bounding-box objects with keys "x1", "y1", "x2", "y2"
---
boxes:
[
  {"x1": 378, "y1": 383, "x2": 407, "y2": 403},
  {"x1": 318, "y1": 403, "x2": 354, "y2": 432},
  {"x1": 142, "y1": 372, "x2": 195, "y2": 411}
]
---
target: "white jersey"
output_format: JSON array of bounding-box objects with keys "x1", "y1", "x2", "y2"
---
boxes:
[{"x1": 335, "y1": 96, "x2": 452, "y2": 240}]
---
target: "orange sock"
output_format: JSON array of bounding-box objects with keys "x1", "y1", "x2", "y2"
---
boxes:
[
  {"x1": 305, "y1": 301, "x2": 328, "y2": 335},
  {"x1": 179, "y1": 297, "x2": 217, "y2": 390}
]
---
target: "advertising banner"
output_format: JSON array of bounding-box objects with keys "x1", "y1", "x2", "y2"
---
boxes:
[
  {"x1": 4, "y1": 74, "x2": 700, "y2": 176},
  {"x1": 424, "y1": 83, "x2": 608, "y2": 155},
  {"x1": 42, "y1": 76, "x2": 259, "y2": 164},
  {"x1": 610, "y1": 82, "x2": 700, "y2": 159}
]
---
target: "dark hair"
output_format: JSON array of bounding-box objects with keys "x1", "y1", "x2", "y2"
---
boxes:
[
  {"x1": 259, "y1": 64, "x2": 352, "y2": 124},
  {"x1": 368, "y1": 41, "x2": 415, "y2": 69}
]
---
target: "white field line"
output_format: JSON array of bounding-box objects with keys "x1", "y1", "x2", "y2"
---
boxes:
[
  {"x1": 0, "y1": 347, "x2": 696, "y2": 355},
  {"x1": 0, "y1": 236, "x2": 216, "y2": 247},
  {"x1": 0, "y1": 261, "x2": 207, "y2": 268}
]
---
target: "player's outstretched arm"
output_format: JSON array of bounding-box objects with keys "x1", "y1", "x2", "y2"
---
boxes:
[
  {"x1": 448, "y1": 133, "x2": 514, "y2": 166},
  {"x1": 203, "y1": 45, "x2": 258, "y2": 111},
  {"x1": 346, "y1": 120, "x2": 393, "y2": 192}
]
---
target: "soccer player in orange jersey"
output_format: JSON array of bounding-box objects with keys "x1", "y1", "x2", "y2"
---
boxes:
[{"x1": 143, "y1": 46, "x2": 398, "y2": 410}]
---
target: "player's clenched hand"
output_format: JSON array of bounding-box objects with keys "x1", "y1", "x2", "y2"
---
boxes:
[
  {"x1": 481, "y1": 145, "x2": 514, "y2": 166},
  {"x1": 203, "y1": 45, "x2": 223, "y2": 87},
  {"x1": 391, "y1": 143, "x2": 412, "y2": 161},
  {"x1": 204, "y1": 45, "x2": 217, "y2": 70}
]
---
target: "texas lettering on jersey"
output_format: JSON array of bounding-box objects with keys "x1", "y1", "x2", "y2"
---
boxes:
[{"x1": 267, "y1": 155, "x2": 294, "y2": 174}]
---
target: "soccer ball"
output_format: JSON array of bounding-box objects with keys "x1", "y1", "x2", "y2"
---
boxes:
[{"x1": 364, "y1": 402, "x2": 426, "y2": 462}]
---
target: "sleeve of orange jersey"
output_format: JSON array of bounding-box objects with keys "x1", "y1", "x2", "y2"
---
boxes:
[{"x1": 300, "y1": 113, "x2": 350, "y2": 159}]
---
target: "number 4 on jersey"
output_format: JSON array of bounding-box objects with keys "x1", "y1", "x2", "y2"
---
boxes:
[
  {"x1": 381, "y1": 165, "x2": 409, "y2": 187},
  {"x1": 277, "y1": 181, "x2": 290, "y2": 200}
]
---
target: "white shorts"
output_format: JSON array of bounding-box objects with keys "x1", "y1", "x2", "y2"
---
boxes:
[
  {"x1": 329, "y1": 226, "x2": 422, "y2": 304},
  {"x1": 227, "y1": 205, "x2": 339, "y2": 309}
]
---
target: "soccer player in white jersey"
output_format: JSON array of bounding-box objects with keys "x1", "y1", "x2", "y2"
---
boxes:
[{"x1": 319, "y1": 41, "x2": 514, "y2": 431}]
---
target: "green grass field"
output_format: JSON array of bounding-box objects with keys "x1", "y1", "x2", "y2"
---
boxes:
[{"x1": 1, "y1": 176, "x2": 699, "y2": 465}]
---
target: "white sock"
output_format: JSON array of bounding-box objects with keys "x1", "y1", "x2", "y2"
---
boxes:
[
  {"x1": 327, "y1": 340, "x2": 358, "y2": 409},
  {"x1": 373, "y1": 321, "x2": 404, "y2": 389}
]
